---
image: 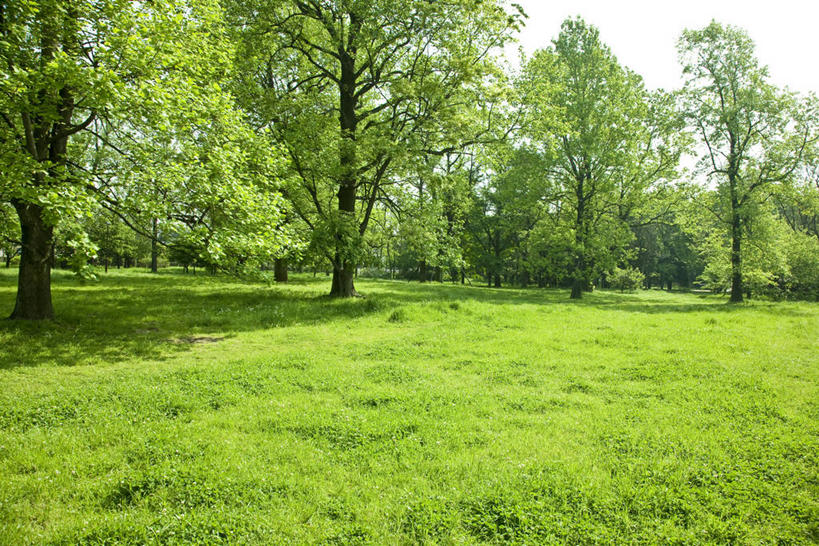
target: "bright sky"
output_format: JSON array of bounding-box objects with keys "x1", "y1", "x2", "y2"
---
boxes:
[{"x1": 511, "y1": 0, "x2": 819, "y2": 95}]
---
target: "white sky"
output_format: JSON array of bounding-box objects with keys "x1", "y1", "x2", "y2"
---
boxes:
[{"x1": 510, "y1": 0, "x2": 819, "y2": 95}]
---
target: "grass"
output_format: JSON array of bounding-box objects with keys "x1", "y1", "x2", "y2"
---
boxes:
[{"x1": 0, "y1": 268, "x2": 817, "y2": 544}]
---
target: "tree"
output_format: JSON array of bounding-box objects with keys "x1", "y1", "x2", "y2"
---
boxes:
[
  {"x1": 0, "y1": 0, "x2": 289, "y2": 318},
  {"x1": 230, "y1": 0, "x2": 522, "y2": 297},
  {"x1": 464, "y1": 146, "x2": 550, "y2": 287},
  {"x1": 678, "y1": 21, "x2": 818, "y2": 302},
  {"x1": 775, "y1": 161, "x2": 819, "y2": 242},
  {"x1": 520, "y1": 18, "x2": 679, "y2": 299},
  {"x1": 88, "y1": 103, "x2": 290, "y2": 276}
]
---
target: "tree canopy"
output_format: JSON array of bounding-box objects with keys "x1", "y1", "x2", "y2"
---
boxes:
[{"x1": 2, "y1": 6, "x2": 818, "y2": 319}]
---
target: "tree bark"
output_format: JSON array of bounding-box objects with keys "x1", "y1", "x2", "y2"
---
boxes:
[
  {"x1": 10, "y1": 202, "x2": 54, "y2": 320},
  {"x1": 329, "y1": 24, "x2": 360, "y2": 298},
  {"x1": 150, "y1": 217, "x2": 159, "y2": 273},
  {"x1": 571, "y1": 173, "x2": 587, "y2": 300},
  {"x1": 274, "y1": 258, "x2": 288, "y2": 283},
  {"x1": 729, "y1": 177, "x2": 744, "y2": 303},
  {"x1": 570, "y1": 275, "x2": 584, "y2": 299},
  {"x1": 330, "y1": 261, "x2": 358, "y2": 297},
  {"x1": 419, "y1": 259, "x2": 427, "y2": 283}
]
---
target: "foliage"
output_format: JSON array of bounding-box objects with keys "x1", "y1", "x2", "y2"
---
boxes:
[
  {"x1": 0, "y1": 0, "x2": 291, "y2": 317},
  {"x1": 0, "y1": 203, "x2": 19, "y2": 267},
  {"x1": 519, "y1": 18, "x2": 684, "y2": 298},
  {"x1": 678, "y1": 20, "x2": 819, "y2": 302},
  {"x1": 608, "y1": 266, "x2": 645, "y2": 292},
  {"x1": 229, "y1": 0, "x2": 523, "y2": 295}
]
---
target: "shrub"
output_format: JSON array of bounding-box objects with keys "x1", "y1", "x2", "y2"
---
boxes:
[{"x1": 609, "y1": 267, "x2": 645, "y2": 292}]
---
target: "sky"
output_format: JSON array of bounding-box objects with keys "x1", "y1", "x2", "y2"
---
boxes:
[{"x1": 510, "y1": 0, "x2": 819, "y2": 95}]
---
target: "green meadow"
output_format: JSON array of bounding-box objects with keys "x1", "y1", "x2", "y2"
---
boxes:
[{"x1": 0, "y1": 269, "x2": 817, "y2": 544}]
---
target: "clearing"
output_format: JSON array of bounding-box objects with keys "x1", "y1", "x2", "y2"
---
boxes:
[{"x1": 0, "y1": 270, "x2": 817, "y2": 544}]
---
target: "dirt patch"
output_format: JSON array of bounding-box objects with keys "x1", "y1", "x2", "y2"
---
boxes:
[{"x1": 170, "y1": 336, "x2": 225, "y2": 345}]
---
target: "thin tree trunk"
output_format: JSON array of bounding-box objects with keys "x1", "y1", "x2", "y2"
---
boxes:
[
  {"x1": 150, "y1": 217, "x2": 159, "y2": 273},
  {"x1": 10, "y1": 202, "x2": 54, "y2": 320},
  {"x1": 571, "y1": 180, "x2": 586, "y2": 300},
  {"x1": 730, "y1": 180, "x2": 744, "y2": 303}
]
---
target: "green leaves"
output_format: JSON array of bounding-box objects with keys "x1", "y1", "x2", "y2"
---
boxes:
[
  {"x1": 516, "y1": 17, "x2": 678, "y2": 296},
  {"x1": 229, "y1": 0, "x2": 520, "y2": 285},
  {"x1": 678, "y1": 21, "x2": 819, "y2": 299}
]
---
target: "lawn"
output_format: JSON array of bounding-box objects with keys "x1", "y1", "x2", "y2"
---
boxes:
[{"x1": 0, "y1": 269, "x2": 817, "y2": 544}]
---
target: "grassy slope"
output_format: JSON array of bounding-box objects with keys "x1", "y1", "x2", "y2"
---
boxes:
[{"x1": 0, "y1": 269, "x2": 817, "y2": 544}]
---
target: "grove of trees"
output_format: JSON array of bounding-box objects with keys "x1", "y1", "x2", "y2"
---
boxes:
[{"x1": 1, "y1": 1, "x2": 817, "y2": 319}]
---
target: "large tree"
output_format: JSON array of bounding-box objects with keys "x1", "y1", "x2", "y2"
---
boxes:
[
  {"x1": 230, "y1": 0, "x2": 522, "y2": 297},
  {"x1": 520, "y1": 18, "x2": 681, "y2": 298},
  {"x1": 0, "y1": 0, "x2": 287, "y2": 318},
  {"x1": 678, "y1": 21, "x2": 818, "y2": 302}
]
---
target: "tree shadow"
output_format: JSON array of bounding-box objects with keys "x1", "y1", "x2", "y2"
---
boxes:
[
  {"x1": 0, "y1": 271, "x2": 416, "y2": 370},
  {"x1": 0, "y1": 271, "x2": 812, "y2": 370},
  {"x1": 369, "y1": 279, "x2": 817, "y2": 320}
]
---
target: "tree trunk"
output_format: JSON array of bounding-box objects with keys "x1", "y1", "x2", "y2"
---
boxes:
[
  {"x1": 494, "y1": 274, "x2": 501, "y2": 288},
  {"x1": 150, "y1": 217, "x2": 159, "y2": 273},
  {"x1": 571, "y1": 175, "x2": 587, "y2": 300},
  {"x1": 419, "y1": 259, "x2": 427, "y2": 283},
  {"x1": 10, "y1": 202, "x2": 54, "y2": 320},
  {"x1": 329, "y1": 31, "x2": 361, "y2": 298},
  {"x1": 570, "y1": 276, "x2": 584, "y2": 299},
  {"x1": 570, "y1": 249, "x2": 586, "y2": 299},
  {"x1": 275, "y1": 258, "x2": 288, "y2": 283},
  {"x1": 730, "y1": 183, "x2": 744, "y2": 303},
  {"x1": 330, "y1": 262, "x2": 358, "y2": 297}
]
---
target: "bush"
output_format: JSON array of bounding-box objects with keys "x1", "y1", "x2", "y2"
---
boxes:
[{"x1": 609, "y1": 267, "x2": 645, "y2": 292}]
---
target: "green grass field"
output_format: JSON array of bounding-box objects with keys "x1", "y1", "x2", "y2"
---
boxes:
[{"x1": 0, "y1": 269, "x2": 817, "y2": 544}]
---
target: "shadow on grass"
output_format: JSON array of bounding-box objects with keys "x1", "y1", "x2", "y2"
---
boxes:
[
  {"x1": 0, "y1": 269, "x2": 811, "y2": 369},
  {"x1": 368, "y1": 279, "x2": 811, "y2": 316},
  {"x1": 0, "y1": 270, "x2": 404, "y2": 370}
]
